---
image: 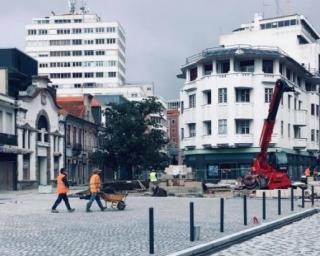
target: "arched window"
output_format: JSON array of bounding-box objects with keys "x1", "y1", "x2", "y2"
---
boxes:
[{"x1": 37, "y1": 115, "x2": 49, "y2": 142}]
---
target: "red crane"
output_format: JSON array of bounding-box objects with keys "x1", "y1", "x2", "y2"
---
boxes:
[{"x1": 243, "y1": 79, "x2": 294, "y2": 189}]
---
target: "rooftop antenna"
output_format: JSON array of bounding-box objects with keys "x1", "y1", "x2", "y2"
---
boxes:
[
  {"x1": 80, "y1": 0, "x2": 88, "y2": 14},
  {"x1": 68, "y1": 0, "x2": 76, "y2": 14}
]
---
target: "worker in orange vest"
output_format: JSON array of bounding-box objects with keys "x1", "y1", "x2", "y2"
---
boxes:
[
  {"x1": 51, "y1": 168, "x2": 75, "y2": 213},
  {"x1": 86, "y1": 169, "x2": 106, "y2": 212},
  {"x1": 305, "y1": 166, "x2": 311, "y2": 177}
]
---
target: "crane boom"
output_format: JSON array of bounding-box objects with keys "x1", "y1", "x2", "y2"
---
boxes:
[{"x1": 244, "y1": 79, "x2": 294, "y2": 189}]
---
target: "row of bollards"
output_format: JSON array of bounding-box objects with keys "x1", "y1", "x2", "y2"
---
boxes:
[{"x1": 148, "y1": 186, "x2": 315, "y2": 254}]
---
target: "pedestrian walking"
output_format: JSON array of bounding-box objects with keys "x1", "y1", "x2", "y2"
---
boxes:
[
  {"x1": 51, "y1": 168, "x2": 75, "y2": 213},
  {"x1": 86, "y1": 169, "x2": 106, "y2": 212},
  {"x1": 304, "y1": 166, "x2": 311, "y2": 177}
]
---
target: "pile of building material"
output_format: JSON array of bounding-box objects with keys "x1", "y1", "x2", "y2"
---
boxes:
[{"x1": 158, "y1": 165, "x2": 202, "y2": 196}]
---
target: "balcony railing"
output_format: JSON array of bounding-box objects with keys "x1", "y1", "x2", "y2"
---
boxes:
[
  {"x1": 72, "y1": 143, "x2": 82, "y2": 155},
  {"x1": 293, "y1": 138, "x2": 307, "y2": 149},
  {"x1": 0, "y1": 133, "x2": 17, "y2": 146}
]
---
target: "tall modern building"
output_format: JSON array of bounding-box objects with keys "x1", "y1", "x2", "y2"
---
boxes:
[
  {"x1": 25, "y1": 1, "x2": 126, "y2": 95},
  {"x1": 178, "y1": 14, "x2": 320, "y2": 182}
]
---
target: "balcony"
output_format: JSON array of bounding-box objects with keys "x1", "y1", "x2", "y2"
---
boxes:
[
  {"x1": 293, "y1": 110, "x2": 307, "y2": 126},
  {"x1": 183, "y1": 137, "x2": 196, "y2": 150},
  {"x1": 307, "y1": 142, "x2": 319, "y2": 152},
  {"x1": 0, "y1": 133, "x2": 17, "y2": 146},
  {"x1": 234, "y1": 134, "x2": 253, "y2": 147},
  {"x1": 234, "y1": 103, "x2": 254, "y2": 119},
  {"x1": 293, "y1": 138, "x2": 307, "y2": 149}
]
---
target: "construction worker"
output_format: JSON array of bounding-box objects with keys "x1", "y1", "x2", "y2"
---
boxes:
[
  {"x1": 304, "y1": 166, "x2": 311, "y2": 177},
  {"x1": 51, "y1": 168, "x2": 75, "y2": 213},
  {"x1": 86, "y1": 169, "x2": 106, "y2": 212}
]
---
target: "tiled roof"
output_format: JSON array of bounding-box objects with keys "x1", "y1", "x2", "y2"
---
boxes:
[{"x1": 57, "y1": 96, "x2": 85, "y2": 118}]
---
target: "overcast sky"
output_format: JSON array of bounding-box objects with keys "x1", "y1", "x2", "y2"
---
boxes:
[{"x1": 0, "y1": 0, "x2": 319, "y2": 99}]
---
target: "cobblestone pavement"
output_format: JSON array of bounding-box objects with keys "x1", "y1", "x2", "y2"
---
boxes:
[
  {"x1": 216, "y1": 212, "x2": 320, "y2": 256},
  {"x1": 0, "y1": 191, "x2": 315, "y2": 256}
]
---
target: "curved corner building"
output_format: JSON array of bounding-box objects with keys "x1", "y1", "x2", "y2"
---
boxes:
[{"x1": 178, "y1": 14, "x2": 320, "y2": 182}]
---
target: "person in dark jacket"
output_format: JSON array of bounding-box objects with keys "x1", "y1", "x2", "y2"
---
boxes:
[{"x1": 51, "y1": 168, "x2": 75, "y2": 213}]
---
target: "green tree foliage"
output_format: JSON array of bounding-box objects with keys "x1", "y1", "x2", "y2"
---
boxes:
[{"x1": 93, "y1": 97, "x2": 170, "y2": 179}]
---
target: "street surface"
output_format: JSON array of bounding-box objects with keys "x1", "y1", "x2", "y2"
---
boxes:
[
  {"x1": 216, "y1": 213, "x2": 320, "y2": 256},
  {"x1": 0, "y1": 190, "x2": 315, "y2": 256}
]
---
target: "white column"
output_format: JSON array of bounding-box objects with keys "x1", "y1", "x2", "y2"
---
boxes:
[
  {"x1": 29, "y1": 132, "x2": 36, "y2": 180},
  {"x1": 255, "y1": 59, "x2": 263, "y2": 73},
  {"x1": 229, "y1": 58, "x2": 234, "y2": 72},
  {"x1": 50, "y1": 134, "x2": 55, "y2": 180},
  {"x1": 17, "y1": 154, "x2": 23, "y2": 181},
  {"x1": 186, "y1": 69, "x2": 190, "y2": 82},
  {"x1": 212, "y1": 59, "x2": 217, "y2": 74},
  {"x1": 274, "y1": 59, "x2": 280, "y2": 75},
  {"x1": 197, "y1": 63, "x2": 203, "y2": 78}
]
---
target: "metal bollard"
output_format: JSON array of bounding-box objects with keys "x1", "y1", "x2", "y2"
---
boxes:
[
  {"x1": 220, "y1": 198, "x2": 224, "y2": 232},
  {"x1": 243, "y1": 195, "x2": 247, "y2": 226},
  {"x1": 149, "y1": 208, "x2": 154, "y2": 254},
  {"x1": 311, "y1": 186, "x2": 314, "y2": 207},
  {"x1": 190, "y1": 202, "x2": 194, "y2": 242},
  {"x1": 291, "y1": 187, "x2": 294, "y2": 211},
  {"x1": 278, "y1": 190, "x2": 281, "y2": 215},
  {"x1": 262, "y1": 191, "x2": 266, "y2": 220},
  {"x1": 302, "y1": 188, "x2": 305, "y2": 208}
]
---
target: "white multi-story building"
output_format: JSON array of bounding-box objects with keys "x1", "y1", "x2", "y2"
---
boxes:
[
  {"x1": 178, "y1": 14, "x2": 320, "y2": 182},
  {"x1": 25, "y1": 1, "x2": 126, "y2": 94}
]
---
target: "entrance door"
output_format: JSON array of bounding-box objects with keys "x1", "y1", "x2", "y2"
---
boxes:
[
  {"x1": 0, "y1": 162, "x2": 14, "y2": 190},
  {"x1": 38, "y1": 157, "x2": 47, "y2": 185}
]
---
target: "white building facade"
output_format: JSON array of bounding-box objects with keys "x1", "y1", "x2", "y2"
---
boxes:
[
  {"x1": 25, "y1": 5, "x2": 126, "y2": 94},
  {"x1": 179, "y1": 14, "x2": 320, "y2": 182},
  {"x1": 16, "y1": 77, "x2": 64, "y2": 190}
]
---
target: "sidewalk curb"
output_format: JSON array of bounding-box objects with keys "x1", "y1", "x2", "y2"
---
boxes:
[{"x1": 167, "y1": 208, "x2": 319, "y2": 256}]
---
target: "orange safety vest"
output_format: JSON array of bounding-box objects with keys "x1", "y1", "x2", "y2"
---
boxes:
[
  {"x1": 57, "y1": 174, "x2": 69, "y2": 194},
  {"x1": 89, "y1": 174, "x2": 101, "y2": 193},
  {"x1": 305, "y1": 168, "x2": 311, "y2": 177}
]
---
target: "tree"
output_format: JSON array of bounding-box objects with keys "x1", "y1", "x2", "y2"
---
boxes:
[{"x1": 92, "y1": 97, "x2": 170, "y2": 179}]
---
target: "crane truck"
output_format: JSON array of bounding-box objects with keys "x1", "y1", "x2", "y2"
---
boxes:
[{"x1": 243, "y1": 79, "x2": 294, "y2": 189}]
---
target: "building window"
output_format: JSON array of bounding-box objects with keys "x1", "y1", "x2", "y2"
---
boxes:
[
  {"x1": 236, "y1": 119, "x2": 250, "y2": 134},
  {"x1": 72, "y1": 39, "x2": 82, "y2": 45},
  {"x1": 73, "y1": 73, "x2": 82, "y2": 78},
  {"x1": 188, "y1": 123, "x2": 196, "y2": 137},
  {"x1": 73, "y1": 127, "x2": 77, "y2": 145},
  {"x1": 28, "y1": 29, "x2": 37, "y2": 35},
  {"x1": 84, "y1": 28, "x2": 94, "y2": 33},
  {"x1": 190, "y1": 67, "x2": 197, "y2": 81},
  {"x1": 73, "y1": 62, "x2": 82, "y2": 67},
  {"x1": 217, "y1": 60, "x2": 230, "y2": 73},
  {"x1": 108, "y1": 72, "x2": 116, "y2": 77},
  {"x1": 218, "y1": 119, "x2": 227, "y2": 135},
  {"x1": 106, "y1": 38, "x2": 116, "y2": 44},
  {"x1": 204, "y1": 63, "x2": 213, "y2": 75},
  {"x1": 189, "y1": 94, "x2": 196, "y2": 108},
  {"x1": 311, "y1": 104, "x2": 315, "y2": 115},
  {"x1": 286, "y1": 68, "x2": 291, "y2": 80},
  {"x1": 96, "y1": 27, "x2": 105, "y2": 33},
  {"x1": 84, "y1": 72, "x2": 94, "y2": 78},
  {"x1": 288, "y1": 123, "x2": 291, "y2": 138},
  {"x1": 96, "y1": 72, "x2": 104, "y2": 78},
  {"x1": 218, "y1": 88, "x2": 227, "y2": 103},
  {"x1": 281, "y1": 121, "x2": 284, "y2": 136},
  {"x1": 265, "y1": 88, "x2": 273, "y2": 103},
  {"x1": 262, "y1": 60, "x2": 274, "y2": 73},
  {"x1": 72, "y1": 28, "x2": 82, "y2": 34},
  {"x1": 203, "y1": 90, "x2": 211, "y2": 105},
  {"x1": 317, "y1": 105, "x2": 319, "y2": 116},
  {"x1": 84, "y1": 50, "x2": 94, "y2": 56},
  {"x1": 288, "y1": 95, "x2": 292, "y2": 109},
  {"x1": 181, "y1": 128, "x2": 184, "y2": 140},
  {"x1": 279, "y1": 63, "x2": 284, "y2": 75},
  {"x1": 203, "y1": 121, "x2": 212, "y2": 135},
  {"x1": 311, "y1": 129, "x2": 315, "y2": 141},
  {"x1": 239, "y1": 60, "x2": 254, "y2": 72},
  {"x1": 317, "y1": 130, "x2": 319, "y2": 144},
  {"x1": 294, "y1": 126, "x2": 301, "y2": 139},
  {"x1": 236, "y1": 88, "x2": 250, "y2": 102},
  {"x1": 96, "y1": 50, "x2": 105, "y2": 55},
  {"x1": 96, "y1": 39, "x2": 105, "y2": 44},
  {"x1": 74, "y1": 84, "x2": 81, "y2": 88}
]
